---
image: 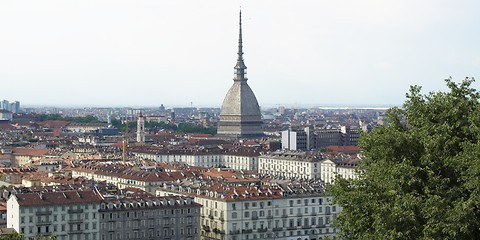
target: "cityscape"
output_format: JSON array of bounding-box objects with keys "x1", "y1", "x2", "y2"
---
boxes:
[{"x1": 1, "y1": 1, "x2": 480, "y2": 240}]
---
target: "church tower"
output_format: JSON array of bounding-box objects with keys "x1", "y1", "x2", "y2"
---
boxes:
[
  {"x1": 136, "y1": 112, "x2": 145, "y2": 144},
  {"x1": 217, "y1": 10, "x2": 263, "y2": 138}
]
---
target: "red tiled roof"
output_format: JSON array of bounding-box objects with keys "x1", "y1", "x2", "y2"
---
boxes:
[
  {"x1": 12, "y1": 148, "x2": 50, "y2": 156},
  {"x1": 39, "y1": 120, "x2": 70, "y2": 127},
  {"x1": 326, "y1": 145, "x2": 361, "y2": 153}
]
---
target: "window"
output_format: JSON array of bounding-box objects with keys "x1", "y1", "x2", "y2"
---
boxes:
[
  {"x1": 244, "y1": 211, "x2": 249, "y2": 218},
  {"x1": 232, "y1": 212, "x2": 237, "y2": 219}
]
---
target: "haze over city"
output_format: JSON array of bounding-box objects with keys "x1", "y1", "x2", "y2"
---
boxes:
[{"x1": 1, "y1": 0, "x2": 479, "y2": 107}]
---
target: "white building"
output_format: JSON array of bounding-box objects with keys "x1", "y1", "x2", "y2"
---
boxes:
[
  {"x1": 131, "y1": 149, "x2": 260, "y2": 171},
  {"x1": 7, "y1": 189, "x2": 103, "y2": 240},
  {"x1": 157, "y1": 180, "x2": 339, "y2": 240},
  {"x1": 320, "y1": 158, "x2": 359, "y2": 184},
  {"x1": 258, "y1": 151, "x2": 321, "y2": 179},
  {"x1": 0, "y1": 109, "x2": 13, "y2": 121}
]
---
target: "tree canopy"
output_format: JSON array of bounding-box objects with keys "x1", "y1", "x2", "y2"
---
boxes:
[
  {"x1": 329, "y1": 78, "x2": 480, "y2": 240},
  {"x1": 37, "y1": 114, "x2": 100, "y2": 123}
]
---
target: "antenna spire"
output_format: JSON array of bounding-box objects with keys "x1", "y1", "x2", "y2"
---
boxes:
[{"x1": 234, "y1": 9, "x2": 247, "y2": 82}]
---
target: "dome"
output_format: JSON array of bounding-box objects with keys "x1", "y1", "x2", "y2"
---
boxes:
[{"x1": 220, "y1": 81, "x2": 261, "y2": 117}]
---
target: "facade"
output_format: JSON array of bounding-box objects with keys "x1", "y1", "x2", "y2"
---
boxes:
[
  {"x1": 281, "y1": 127, "x2": 314, "y2": 151},
  {"x1": 0, "y1": 100, "x2": 20, "y2": 114},
  {"x1": 70, "y1": 165, "x2": 194, "y2": 194},
  {"x1": 131, "y1": 149, "x2": 260, "y2": 171},
  {"x1": 7, "y1": 189, "x2": 103, "y2": 240},
  {"x1": 313, "y1": 129, "x2": 342, "y2": 148},
  {"x1": 258, "y1": 151, "x2": 321, "y2": 179},
  {"x1": 320, "y1": 158, "x2": 359, "y2": 184},
  {"x1": 99, "y1": 196, "x2": 201, "y2": 240},
  {"x1": 217, "y1": 11, "x2": 263, "y2": 139},
  {"x1": 0, "y1": 110, "x2": 13, "y2": 121},
  {"x1": 157, "y1": 180, "x2": 339, "y2": 240}
]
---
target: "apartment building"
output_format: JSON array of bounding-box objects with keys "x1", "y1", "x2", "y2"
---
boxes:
[
  {"x1": 99, "y1": 196, "x2": 201, "y2": 240},
  {"x1": 131, "y1": 148, "x2": 260, "y2": 171},
  {"x1": 7, "y1": 188, "x2": 202, "y2": 240},
  {"x1": 70, "y1": 164, "x2": 194, "y2": 194},
  {"x1": 7, "y1": 189, "x2": 103, "y2": 240},
  {"x1": 320, "y1": 158, "x2": 359, "y2": 184},
  {"x1": 258, "y1": 151, "x2": 321, "y2": 179},
  {"x1": 157, "y1": 179, "x2": 339, "y2": 240}
]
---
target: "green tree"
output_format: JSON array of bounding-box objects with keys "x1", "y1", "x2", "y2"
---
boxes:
[
  {"x1": 329, "y1": 78, "x2": 480, "y2": 240},
  {"x1": 0, "y1": 233, "x2": 23, "y2": 240}
]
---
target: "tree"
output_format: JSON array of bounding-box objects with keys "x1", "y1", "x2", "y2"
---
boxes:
[{"x1": 329, "y1": 78, "x2": 480, "y2": 240}]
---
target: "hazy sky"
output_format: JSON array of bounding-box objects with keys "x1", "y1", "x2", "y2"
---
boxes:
[{"x1": 1, "y1": 0, "x2": 480, "y2": 108}]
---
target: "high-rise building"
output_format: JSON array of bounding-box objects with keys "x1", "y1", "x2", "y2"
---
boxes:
[{"x1": 217, "y1": 11, "x2": 263, "y2": 139}]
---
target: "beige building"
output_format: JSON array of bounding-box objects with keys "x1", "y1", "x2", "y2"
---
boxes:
[{"x1": 157, "y1": 180, "x2": 339, "y2": 240}]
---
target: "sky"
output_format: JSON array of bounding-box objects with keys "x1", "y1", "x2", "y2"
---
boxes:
[{"x1": 1, "y1": 0, "x2": 480, "y2": 108}]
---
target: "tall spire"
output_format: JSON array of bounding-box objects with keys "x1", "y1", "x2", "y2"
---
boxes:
[{"x1": 234, "y1": 9, "x2": 247, "y2": 82}]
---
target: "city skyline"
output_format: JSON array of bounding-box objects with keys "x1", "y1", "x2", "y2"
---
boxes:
[{"x1": 1, "y1": 0, "x2": 480, "y2": 107}]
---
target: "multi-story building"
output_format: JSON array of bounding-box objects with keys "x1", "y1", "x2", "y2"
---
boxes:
[
  {"x1": 281, "y1": 127, "x2": 315, "y2": 151},
  {"x1": 70, "y1": 164, "x2": 194, "y2": 194},
  {"x1": 157, "y1": 180, "x2": 339, "y2": 240},
  {"x1": 131, "y1": 148, "x2": 260, "y2": 171},
  {"x1": 313, "y1": 129, "x2": 342, "y2": 148},
  {"x1": 0, "y1": 110, "x2": 13, "y2": 121},
  {"x1": 258, "y1": 151, "x2": 321, "y2": 179},
  {"x1": 99, "y1": 196, "x2": 201, "y2": 240},
  {"x1": 7, "y1": 188, "x2": 202, "y2": 240},
  {"x1": 7, "y1": 189, "x2": 103, "y2": 240},
  {"x1": 320, "y1": 157, "x2": 359, "y2": 184}
]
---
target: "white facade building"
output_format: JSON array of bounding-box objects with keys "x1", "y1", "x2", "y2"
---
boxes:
[
  {"x1": 131, "y1": 149, "x2": 260, "y2": 171},
  {"x1": 258, "y1": 151, "x2": 321, "y2": 179},
  {"x1": 7, "y1": 189, "x2": 102, "y2": 240},
  {"x1": 157, "y1": 180, "x2": 339, "y2": 240},
  {"x1": 320, "y1": 158, "x2": 359, "y2": 184}
]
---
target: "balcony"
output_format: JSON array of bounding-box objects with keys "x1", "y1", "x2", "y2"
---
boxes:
[
  {"x1": 310, "y1": 212, "x2": 317, "y2": 216},
  {"x1": 267, "y1": 215, "x2": 273, "y2": 219},
  {"x1": 242, "y1": 229, "x2": 253, "y2": 234},
  {"x1": 257, "y1": 228, "x2": 268, "y2": 233},
  {"x1": 68, "y1": 230, "x2": 83, "y2": 234},
  {"x1": 68, "y1": 218, "x2": 84, "y2": 223},
  {"x1": 229, "y1": 230, "x2": 240, "y2": 235},
  {"x1": 36, "y1": 220, "x2": 52, "y2": 225},
  {"x1": 281, "y1": 214, "x2": 288, "y2": 218},
  {"x1": 68, "y1": 209, "x2": 84, "y2": 214},
  {"x1": 296, "y1": 213, "x2": 303, "y2": 217},
  {"x1": 251, "y1": 216, "x2": 258, "y2": 220},
  {"x1": 273, "y1": 227, "x2": 283, "y2": 232},
  {"x1": 302, "y1": 225, "x2": 311, "y2": 229},
  {"x1": 35, "y1": 211, "x2": 52, "y2": 216},
  {"x1": 287, "y1": 226, "x2": 297, "y2": 230},
  {"x1": 212, "y1": 228, "x2": 225, "y2": 235}
]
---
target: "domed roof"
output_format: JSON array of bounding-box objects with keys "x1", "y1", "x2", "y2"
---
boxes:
[{"x1": 220, "y1": 81, "x2": 261, "y2": 117}]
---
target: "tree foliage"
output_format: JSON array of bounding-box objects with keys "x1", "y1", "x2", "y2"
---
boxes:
[
  {"x1": 37, "y1": 114, "x2": 100, "y2": 123},
  {"x1": 329, "y1": 78, "x2": 480, "y2": 239}
]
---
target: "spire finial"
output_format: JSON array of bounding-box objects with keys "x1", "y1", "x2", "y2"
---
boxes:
[{"x1": 234, "y1": 8, "x2": 247, "y2": 82}]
